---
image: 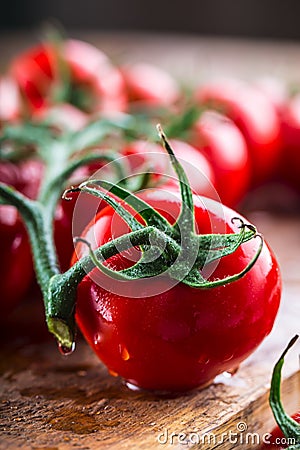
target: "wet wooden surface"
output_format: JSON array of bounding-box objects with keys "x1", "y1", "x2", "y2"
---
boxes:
[
  {"x1": 0, "y1": 213, "x2": 300, "y2": 450},
  {"x1": 0, "y1": 33, "x2": 300, "y2": 449}
]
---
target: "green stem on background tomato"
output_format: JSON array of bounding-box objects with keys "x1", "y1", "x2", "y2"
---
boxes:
[
  {"x1": 269, "y1": 335, "x2": 300, "y2": 449},
  {"x1": 0, "y1": 118, "x2": 263, "y2": 352}
]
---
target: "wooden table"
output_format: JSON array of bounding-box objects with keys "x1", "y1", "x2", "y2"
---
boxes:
[{"x1": 0, "y1": 32, "x2": 300, "y2": 449}]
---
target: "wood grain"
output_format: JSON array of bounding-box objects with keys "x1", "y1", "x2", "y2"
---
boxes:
[{"x1": 0, "y1": 213, "x2": 299, "y2": 450}]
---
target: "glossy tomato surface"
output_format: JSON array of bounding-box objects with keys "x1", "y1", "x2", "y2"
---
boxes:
[
  {"x1": 196, "y1": 79, "x2": 281, "y2": 185},
  {"x1": 55, "y1": 189, "x2": 106, "y2": 272},
  {"x1": 73, "y1": 190, "x2": 281, "y2": 391},
  {"x1": 0, "y1": 159, "x2": 43, "y2": 200},
  {"x1": 279, "y1": 93, "x2": 300, "y2": 191},
  {"x1": 0, "y1": 206, "x2": 34, "y2": 315},
  {"x1": 191, "y1": 111, "x2": 250, "y2": 207},
  {"x1": 0, "y1": 159, "x2": 43, "y2": 313},
  {"x1": 121, "y1": 63, "x2": 180, "y2": 107},
  {"x1": 10, "y1": 39, "x2": 127, "y2": 114},
  {"x1": 121, "y1": 139, "x2": 216, "y2": 199}
]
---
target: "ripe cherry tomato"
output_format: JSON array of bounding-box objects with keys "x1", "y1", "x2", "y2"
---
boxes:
[
  {"x1": 196, "y1": 79, "x2": 281, "y2": 185},
  {"x1": 0, "y1": 160, "x2": 43, "y2": 314},
  {"x1": 121, "y1": 139, "x2": 216, "y2": 199},
  {"x1": 10, "y1": 39, "x2": 127, "y2": 115},
  {"x1": 278, "y1": 93, "x2": 300, "y2": 192},
  {"x1": 55, "y1": 189, "x2": 105, "y2": 272},
  {"x1": 121, "y1": 63, "x2": 180, "y2": 107},
  {"x1": 0, "y1": 205, "x2": 34, "y2": 315},
  {"x1": 0, "y1": 159, "x2": 43, "y2": 200},
  {"x1": 73, "y1": 190, "x2": 281, "y2": 392},
  {"x1": 191, "y1": 111, "x2": 250, "y2": 207}
]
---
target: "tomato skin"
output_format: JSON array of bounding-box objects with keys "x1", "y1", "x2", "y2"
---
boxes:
[
  {"x1": 260, "y1": 413, "x2": 300, "y2": 449},
  {"x1": 196, "y1": 79, "x2": 281, "y2": 185},
  {"x1": 73, "y1": 190, "x2": 281, "y2": 392},
  {"x1": 10, "y1": 39, "x2": 127, "y2": 115},
  {"x1": 0, "y1": 159, "x2": 43, "y2": 313},
  {"x1": 121, "y1": 63, "x2": 180, "y2": 107},
  {"x1": 55, "y1": 189, "x2": 106, "y2": 272},
  {"x1": 0, "y1": 159, "x2": 43, "y2": 200},
  {"x1": 121, "y1": 139, "x2": 216, "y2": 199},
  {"x1": 0, "y1": 206, "x2": 34, "y2": 315},
  {"x1": 278, "y1": 94, "x2": 300, "y2": 191},
  {"x1": 191, "y1": 111, "x2": 250, "y2": 207}
]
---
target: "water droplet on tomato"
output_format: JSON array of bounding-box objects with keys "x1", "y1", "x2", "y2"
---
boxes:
[
  {"x1": 198, "y1": 354, "x2": 210, "y2": 364},
  {"x1": 120, "y1": 344, "x2": 130, "y2": 361},
  {"x1": 222, "y1": 371, "x2": 233, "y2": 379},
  {"x1": 58, "y1": 341, "x2": 76, "y2": 356},
  {"x1": 109, "y1": 369, "x2": 119, "y2": 377},
  {"x1": 125, "y1": 381, "x2": 142, "y2": 392},
  {"x1": 223, "y1": 353, "x2": 234, "y2": 362},
  {"x1": 94, "y1": 333, "x2": 101, "y2": 346}
]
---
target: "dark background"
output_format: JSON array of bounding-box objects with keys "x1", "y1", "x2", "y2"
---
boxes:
[{"x1": 1, "y1": 0, "x2": 300, "y2": 40}]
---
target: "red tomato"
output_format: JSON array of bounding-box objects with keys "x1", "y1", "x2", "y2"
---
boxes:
[
  {"x1": 73, "y1": 190, "x2": 281, "y2": 392},
  {"x1": 54, "y1": 150, "x2": 119, "y2": 271},
  {"x1": 0, "y1": 160, "x2": 42, "y2": 314},
  {"x1": 33, "y1": 103, "x2": 88, "y2": 131},
  {"x1": 0, "y1": 206, "x2": 34, "y2": 315},
  {"x1": 196, "y1": 79, "x2": 281, "y2": 185},
  {"x1": 191, "y1": 111, "x2": 250, "y2": 207},
  {"x1": 0, "y1": 159, "x2": 43, "y2": 200},
  {"x1": 0, "y1": 76, "x2": 21, "y2": 123},
  {"x1": 121, "y1": 63, "x2": 180, "y2": 107},
  {"x1": 121, "y1": 139, "x2": 216, "y2": 199},
  {"x1": 55, "y1": 190, "x2": 105, "y2": 272},
  {"x1": 260, "y1": 412, "x2": 300, "y2": 449},
  {"x1": 10, "y1": 39, "x2": 127, "y2": 115},
  {"x1": 278, "y1": 93, "x2": 300, "y2": 191}
]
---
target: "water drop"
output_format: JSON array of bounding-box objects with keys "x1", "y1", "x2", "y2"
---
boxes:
[
  {"x1": 120, "y1": 345, "x2": 130, "y2": 361},
  {"x1": 223, "y1": 353, "x2": 234, "y2": 362},
  {"x1": 58, "y1": 341, "x2": 76, "y2": 356},
  {"x1": 198, "y1": 354, "x2": 210, "y2": 364},
  {"x1": 109, "y1": 369, "x2": 119, "y2": 377},
  {"x1": 94, "y1": 333, "x2": 101, "y2": 346},
  {"x1": 222, "y1": 371, "x2": 233, "y2": 379},
  {"x1": 125, "y1": 381, "x2": 142, "y2": 392}
]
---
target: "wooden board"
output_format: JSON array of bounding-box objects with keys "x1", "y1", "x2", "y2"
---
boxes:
[{"x1": 0, "y1": 213, "x2": 299, "y2": 450}]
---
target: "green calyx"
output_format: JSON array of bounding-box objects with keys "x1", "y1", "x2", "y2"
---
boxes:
[
  {"x1": 269, "y1": 335, "x2": 300, "y2": 449},
  {"x1": 65, "y1": 125, "x2": 263, "y2": 289}
]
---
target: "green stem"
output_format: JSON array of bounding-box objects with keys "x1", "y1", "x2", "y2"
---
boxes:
[
  {"x1": 47, "y1": 226, "x2": 160, "y2": 347},
  {"x1": 0, "y1": 184, "x2": 59, "y2": 290},
  {"x1": 157, "y1": 124, "x2": 195, "y2": 235},
  {"x1": 269, "y1": 335, "x2": 300, "y2": 445}
]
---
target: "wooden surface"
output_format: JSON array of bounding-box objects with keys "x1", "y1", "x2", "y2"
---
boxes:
[
  {"x1": 0, "y1": 213, "x2": 300, "y2": 450},
  {"x1": 0, "y1": 33, "x2": 300, "y2": 449}
]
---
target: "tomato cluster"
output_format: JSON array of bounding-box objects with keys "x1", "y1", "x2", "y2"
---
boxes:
[{"x1": 0, "y1": 36, "x2": 287, "y2": 393}]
